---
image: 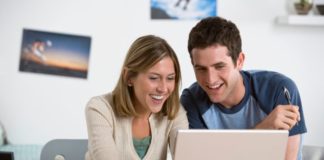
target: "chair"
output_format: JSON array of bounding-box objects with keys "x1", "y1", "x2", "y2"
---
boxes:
[
  {"x1": 40, "y1": 139, "x2": 88, "y2": 160},
  {"x1": 302, "y1": 145, "x2": 324, "y2": 160}
]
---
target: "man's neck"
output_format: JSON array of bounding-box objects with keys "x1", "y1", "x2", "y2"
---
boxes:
[{"x1": 221, "y1": 73, "x2": 245, "y2": 109}]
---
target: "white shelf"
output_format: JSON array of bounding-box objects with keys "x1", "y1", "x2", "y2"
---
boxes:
[{"x1": 276, "y1": 15, "x2": 324, "y2": 26}]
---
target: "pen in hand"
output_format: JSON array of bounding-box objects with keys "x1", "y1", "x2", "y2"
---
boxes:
[
  {"x1": 283, "y1": 87, "x2": 292, "y2": 105},
  {"x1": 283, "y1": 87, "x2": 299, "y2": 126}
]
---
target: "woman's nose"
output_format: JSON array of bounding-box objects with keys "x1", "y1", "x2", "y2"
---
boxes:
[{"x1": 157, "y1": 81, "x2": 167, "y2": 93}]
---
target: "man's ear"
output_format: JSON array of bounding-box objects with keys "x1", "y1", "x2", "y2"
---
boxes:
[{"x1": 236, "y1": 52, "x2": 245, "y2": 70}]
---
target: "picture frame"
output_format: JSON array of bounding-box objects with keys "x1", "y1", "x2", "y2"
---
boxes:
[
  {"x1": 19, "y1": 29, "x2": 91, "y2": 79},
  {"x1": 151, "y1": 0, "x2": 217, "y2": 20}
]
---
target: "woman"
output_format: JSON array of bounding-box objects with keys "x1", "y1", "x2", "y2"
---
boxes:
[{"x1": 85, "y1": 35, "x2": 189, "y2": 160}]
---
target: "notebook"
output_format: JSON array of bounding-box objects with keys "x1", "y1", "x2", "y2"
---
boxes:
[
  {"x1": 0, "y1": 151, "x2": 14, "y2": 160},
  {"x1": 174, "y1": 129, "x2": 288, "y2": 160}
]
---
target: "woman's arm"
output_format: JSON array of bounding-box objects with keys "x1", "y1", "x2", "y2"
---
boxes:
[
  {"x1": 169, "y1": 105, "x2": 189, "y2": 158},
  {"x1": 85, "y1": 97, "x2": 120, "y2": 160}
]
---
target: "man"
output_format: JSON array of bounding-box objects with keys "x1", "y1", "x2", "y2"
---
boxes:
[{"x1": 180, "y1": 16, "x2": 307, "y2": 160}]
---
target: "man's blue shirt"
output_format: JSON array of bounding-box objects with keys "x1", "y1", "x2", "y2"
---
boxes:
[{"x1": 180, "y1": 70, "x2": 307, "y2": 136}]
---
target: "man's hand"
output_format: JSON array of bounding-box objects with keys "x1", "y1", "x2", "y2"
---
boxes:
[{"x1": 254, "y1": 105, "x2": 300, "y2": 130}]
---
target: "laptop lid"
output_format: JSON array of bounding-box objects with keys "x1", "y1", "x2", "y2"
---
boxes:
[
  {"x1": 0, "y1": 151, "x2": 14, "y2": 160},
  {"x1": 174, "y1": 129, "x2": 288, "y2": 160}
]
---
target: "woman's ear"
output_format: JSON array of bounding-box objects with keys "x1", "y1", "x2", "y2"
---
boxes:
[
  {"x1": 123, "y1": 67, "x2": 132, "y2": 87},
  {"x1": 127, "y1": 80, "x2": 133, "y2": 87}
]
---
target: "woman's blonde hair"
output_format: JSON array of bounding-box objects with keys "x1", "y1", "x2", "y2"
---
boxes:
[{"x1": 112, "y1": 35, "x2": 181, "y2": 120}]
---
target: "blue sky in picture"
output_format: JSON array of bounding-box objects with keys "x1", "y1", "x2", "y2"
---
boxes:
[{"x1": 151, "y1": 0, "x2": 217, "y2": 20}]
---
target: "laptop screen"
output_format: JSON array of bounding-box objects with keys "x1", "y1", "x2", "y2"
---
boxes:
[
  {"x1": 0, "y1": 151, "x2": 14, "y2": 160},
  {"x1": 174, "y1": 129, "x2": 288, "y2": 160}
]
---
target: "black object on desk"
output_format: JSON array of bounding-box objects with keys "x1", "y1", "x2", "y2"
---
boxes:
[{"x1": 0, "y1": 151, "x2": 14, "y2": 160}]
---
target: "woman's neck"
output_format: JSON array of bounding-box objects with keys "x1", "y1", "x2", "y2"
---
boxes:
[{"x1": 132, "y1": 115, "x2": 151, "y2": 139}]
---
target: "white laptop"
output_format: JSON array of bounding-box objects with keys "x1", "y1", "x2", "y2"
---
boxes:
[{"x1": 174, "y1": 129, "x2": 288, "y2": 160}]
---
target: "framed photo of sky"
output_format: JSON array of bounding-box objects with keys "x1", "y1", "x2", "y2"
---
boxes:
[
  {"x1": 19, "y1": 29, "x2": 91, "y2": 79},
  {"x1": 151, "y1": 0, "x2": 217, "y2": 20}
]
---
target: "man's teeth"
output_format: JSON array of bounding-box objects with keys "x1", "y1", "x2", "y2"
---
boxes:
[
  {"x1": 152, "y1": 95, "x2": 163, "y2": 100},
  {"x1": 208, "y1": 84, "x2": 221, "y2": 89}
]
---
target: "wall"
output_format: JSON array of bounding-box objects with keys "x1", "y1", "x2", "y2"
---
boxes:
[{"x1": 0, "y1": 0, "x2": 323, "y2": 146}]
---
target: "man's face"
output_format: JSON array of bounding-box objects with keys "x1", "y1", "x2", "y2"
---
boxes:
[{"x1": 191, "y1": 45, "x2": 244, "y2": 107}]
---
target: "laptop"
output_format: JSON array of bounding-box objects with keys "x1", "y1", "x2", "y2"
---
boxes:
[
  {"x1": 0, "y1": 151, "x2": 14, "y2": 160},
  {"x1": 174, "y1": 129, "x2": 288, "y2": 160}
]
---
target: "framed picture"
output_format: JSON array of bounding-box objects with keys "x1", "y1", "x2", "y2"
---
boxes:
[
  {"x1": 151, "y1": 0, "x2": 217, "y2": 20},
  {"x1": 19, "y1": 29, "x2": 91, "y2": 79}
]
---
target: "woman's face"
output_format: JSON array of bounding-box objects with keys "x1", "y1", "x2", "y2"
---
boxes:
[{"x1": 130, "y1": 56, "x2": 176, "y2": 115}]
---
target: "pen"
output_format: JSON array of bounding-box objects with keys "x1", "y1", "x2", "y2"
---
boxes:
[
  {"x1": 283, "y1": 87, "x2": 299, "y2": 125},
  {"x1": 283, "y1": 87, "x2": 292, "y2": 105}
]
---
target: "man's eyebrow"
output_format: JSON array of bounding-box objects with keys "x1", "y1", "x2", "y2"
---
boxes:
[{"x1": 194, "y1": 62, "x2": 226, "y2": 68}]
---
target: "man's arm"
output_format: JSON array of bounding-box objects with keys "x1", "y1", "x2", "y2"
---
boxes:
[
  {"x1": 254, "y1": 105, "x2": 301, "y2": 160},
  {"x1": 285, "y1": 134, "x2": 300, "y2": 160},
  {"x1": 254, "y1": 104, "x2": 300, "y2": 130},
  {"x1": 251, "y1": 72, "x2": 306, "y2": 159}
]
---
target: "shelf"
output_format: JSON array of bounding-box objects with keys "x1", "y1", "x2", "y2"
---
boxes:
[{"x1": 276, "y1": 15, "x2": 324, "y2": 26}]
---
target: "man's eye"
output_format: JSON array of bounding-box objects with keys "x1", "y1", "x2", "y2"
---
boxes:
[
  {"x1": 215, "y1": 65, "x2": 225, "y2": 70},
  {"x1": 195, "y1": 68, "x2": 206, "y2": 71}
]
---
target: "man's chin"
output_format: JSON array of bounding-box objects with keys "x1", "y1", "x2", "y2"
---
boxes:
[{"x1": 207, "y1": 94, "x2": 222, "y2": 103}]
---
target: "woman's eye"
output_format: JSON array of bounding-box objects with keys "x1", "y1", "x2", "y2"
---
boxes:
[
  {"x1": 167, "y1": 76, "x2": 175, "y2": 80},
  {"x1": 149, "y1": 77, "x2": 158, "y2": 80}
]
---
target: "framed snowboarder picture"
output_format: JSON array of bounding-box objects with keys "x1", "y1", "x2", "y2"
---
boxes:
[{"x1": 151, "y1": 0, "x2": 217, "y2": 20}]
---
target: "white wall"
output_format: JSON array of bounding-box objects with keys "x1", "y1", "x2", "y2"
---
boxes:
[{"x1": 0, "y1": 0, "x2": 323, "y2": 146}]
